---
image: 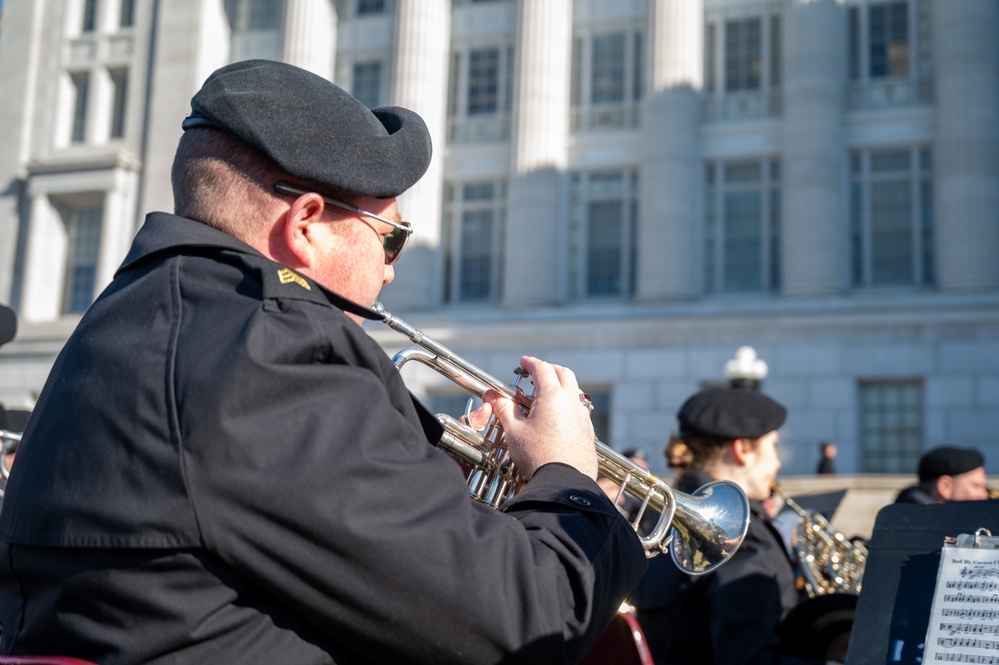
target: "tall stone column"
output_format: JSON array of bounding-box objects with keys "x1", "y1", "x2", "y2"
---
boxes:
[
  {"x1": 502, "y1": 0, "x2": 572, "y2": 306},
  {"x1": 19, "y1": 191, "x2": 65, "y2": 321},
  {"x1": 636, "y1": 0, "x2": 703, "y2": 301},
  {"x1": 0, "y1": 0, "x2": 45, "y2": 304},
  {"x1": 97, "y1": 168, "x2": 141, "y2": 289},
  {"x1": 283, "y1": 0, "x2": 337, "y2": 80},
  {"x1": 780, "y1": 0, "x2": 848, "y2": 296},
  {"x1": 933, "y1": 0, "x2": 999, "y2": 291},
  {"x1": 139, "y1": 0, "x2": 231, "y2": 219},
  {"x1": 381, "y1": 0, "x2": 451, "y2": 310}
]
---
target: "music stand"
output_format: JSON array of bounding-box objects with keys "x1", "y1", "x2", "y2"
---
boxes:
[
  {"x1": 787, "y1": 489, "x2": 847, "y2": 521},
  {"x1": 844, "y1": 502, "x2": 999, "y2": 665}
]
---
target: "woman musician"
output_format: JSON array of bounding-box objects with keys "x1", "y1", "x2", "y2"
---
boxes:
[{"x1": 625, "y1": 387, "x2": 851, "y2": 665}]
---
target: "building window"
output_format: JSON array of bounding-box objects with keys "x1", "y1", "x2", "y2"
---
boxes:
[
  {"x1": 704, "y1": 159, "x2": 781, "y2": 294},
  {"x1": 704, "y1": 11, "x2": 782, "y2": 121},
  {"x1": 356, "y1": 0, "x2": 388, "y2": 16},
  {"x1": 467, "y1": 48, "x2": 500, "y2": 115},
  {"x1": 848, "y1": 0, "x2": 933, "y2": 108},
  {"x1": 442, "y1": 180, "x2": 506, "y2": 304},
  {"x1": 119, "y1": 0, "x2": 135, "y2": 27},
  {"x1": 724, "y1": 17, "x2": 761, "y2": 92},
  {"x1": 61, "y1": 205, "x2": 103, "y2": 315},
  {"x1": 585, "y1": 389, "x2": 611, "y2": 444},
  {"x1": 859, "y1": 381, "x2": 922, "y2": 473},
  {"x1": 569, "y1": 170, "x2": 639, "y2": 299},
  {"x1": 850, "y1": 147, "x2": 933, "y2": 288},
  {"x1": 351, "y1": 60, "x2": 382, "y2": 108},
  {"x1": 239, "y1": 0, "x2": 281, "y2": 30},
  {"x1": 109, "y1": 69, "x2": 128, "y2": 139},
  {"x1": 570, "y1": 28, "x2": 643, "y2": 132},
  {"x1": 229, "y1": 0, "x2": 282, "y2": 62},
  {"x1": 446, "y1": 45, "x2": 513, "y2": 143},
  {"x1": 71, "y1": 73, "x2": 90, "y2": 144},
  {"x1": 82, "y1": 0, "x2": 98, "y2": 32}
]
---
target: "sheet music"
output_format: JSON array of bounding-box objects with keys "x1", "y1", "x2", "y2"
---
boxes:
[{"x1": 924, "y1": 540, "x2": 999, "y2": 664}]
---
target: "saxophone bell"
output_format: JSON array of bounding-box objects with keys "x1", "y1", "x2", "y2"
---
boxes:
[{"x1": 771, "y1": 483, "x2": 867, "y2": 597}]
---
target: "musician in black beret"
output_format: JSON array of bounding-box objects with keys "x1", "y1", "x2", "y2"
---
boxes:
[
  {"x1": 894, "y1": 445, "x2": 989, "y2": 504},
  {"x1": 629, "y1": 387, "x2": 846, "y2": 665},
  {"x1": 0, "y1": 60, "x2": 645, "y2": 664}
]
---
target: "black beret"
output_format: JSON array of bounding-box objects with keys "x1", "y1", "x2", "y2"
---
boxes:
[
  {"x1": 918, "y1": 445, "x2": 985, "y2": 481},
  {"x1": 677, "y1": 388, "x2": 787, "y2": 440},
  {"x1": 182, "y1": 59, "x2": 432, "y2": 198}
]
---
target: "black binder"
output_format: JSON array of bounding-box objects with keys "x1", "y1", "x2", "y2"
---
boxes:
[{"x1": 845, "y1": 502, "x2": 999, "y2": 665}]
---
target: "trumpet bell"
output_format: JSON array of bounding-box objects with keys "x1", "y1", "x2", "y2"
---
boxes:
[{"x1": 670, "y1": 481, "x2": 752, "y2": 575}]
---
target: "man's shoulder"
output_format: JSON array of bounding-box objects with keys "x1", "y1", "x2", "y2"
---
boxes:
[{"x1": 894, "y1": 485, "x2": 936, "y2": 505}]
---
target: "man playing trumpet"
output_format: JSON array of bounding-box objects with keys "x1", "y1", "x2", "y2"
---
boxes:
[{"x1": 0, "y1": 60, "x2": 645, "y2": 665}]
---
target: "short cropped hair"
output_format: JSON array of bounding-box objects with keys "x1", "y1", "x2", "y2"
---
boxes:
[{"x1": 171, "y1": 128, "x2": 287, "y2": 239}]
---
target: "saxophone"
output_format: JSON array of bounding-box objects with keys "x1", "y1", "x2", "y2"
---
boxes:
[{"x1": 771, "y1": 484, "x2": 867, "y2": 597}]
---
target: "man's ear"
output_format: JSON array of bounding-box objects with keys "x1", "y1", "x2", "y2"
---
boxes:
[
  {"x1": 731, "y1": 438, "x2": 753, "y2": 466},
  {"x1": 281, "y1": 193, "x2": 327, "y2": 268},
  {"x1": 935, "y1": 475, "x2": 954, "y2": 501}
]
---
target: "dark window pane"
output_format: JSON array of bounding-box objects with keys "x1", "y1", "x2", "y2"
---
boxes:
[{"x1": 467, "y1": 48, "x2": 500, "y2": 115}]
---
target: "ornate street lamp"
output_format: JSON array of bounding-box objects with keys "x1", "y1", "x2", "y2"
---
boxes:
[{"x1": 724, "y1": 346, "x2": 768, "y2": 391}]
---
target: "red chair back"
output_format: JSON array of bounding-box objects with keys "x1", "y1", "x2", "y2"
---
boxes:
[{"x1": 580, "y1": 610, "x2": 654, "y2": 665}]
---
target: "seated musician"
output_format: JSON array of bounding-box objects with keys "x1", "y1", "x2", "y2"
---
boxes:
[
  {"x1": 628, "y1": 387, "x2": 847, "y2": 665},
  {"x1": 0, "y1": 60, "x2": 647, "y2": 664},
  {"x1": 894, "y1": 445, "x2": 989, "y2": 504}
]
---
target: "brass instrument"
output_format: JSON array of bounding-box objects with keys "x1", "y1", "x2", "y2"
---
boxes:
[
  {"x1": 375, "y1": 302, "x2": 751, "y2": 575},
  {"x1": 0, "y1": 429, "x2": 20, "y2": 480},
  {"x1": 772, "y1": 484, "x2": 867, "y2": 597}
]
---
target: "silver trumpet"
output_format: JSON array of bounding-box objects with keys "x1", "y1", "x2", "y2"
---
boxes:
[
  {"x1": 0, "y1": 429, "x2": 20, "y2": 481},
  {"x1": 374, "y1": 302, "x2": 750, "y2": 575}
]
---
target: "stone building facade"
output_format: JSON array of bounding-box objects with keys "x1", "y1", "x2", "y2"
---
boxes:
[{"x1": 0, "y1": 0, "x2": 997, "y2": 476}]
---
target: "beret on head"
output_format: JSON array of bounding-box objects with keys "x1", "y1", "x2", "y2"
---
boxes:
[
  {"x1": 918, "y1": 445, "x2": 985, "y2": 481},
  {"x1": 677, "y1": 387, "x2": 787, "y2": 440},
  {"x1": 182, "y1": 59, "x2": 432, "y2": 198}
]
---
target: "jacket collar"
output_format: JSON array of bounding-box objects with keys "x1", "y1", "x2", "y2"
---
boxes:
[{"x1": 119, "y1": 212, "x2": 382, "y2": 321}]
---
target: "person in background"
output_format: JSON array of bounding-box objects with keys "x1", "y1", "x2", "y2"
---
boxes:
[
  {"x1": 0, "y1": 59, "x2": 646, "y2": 664},
  {"x1": 894, "y1": 445, "x2": 989, "y2": 504},
  {"x1": 0, "y1": 305, "x2": 21, "y2": 509},
  {"x1": 628, "y1": 387, "x2": 843, "y2": 665},
  {"x1": 816, "y1": 442, "x2": 837, "y2": 475}
]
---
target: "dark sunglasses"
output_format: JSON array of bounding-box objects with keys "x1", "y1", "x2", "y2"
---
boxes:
[{"x1": 274, "y1": 182, "x2": 413, "y2": 265}]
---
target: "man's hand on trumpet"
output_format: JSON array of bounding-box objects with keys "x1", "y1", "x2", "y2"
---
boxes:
[{"x1": 480, "y1": 355, "x2": 598, "y2": 481}]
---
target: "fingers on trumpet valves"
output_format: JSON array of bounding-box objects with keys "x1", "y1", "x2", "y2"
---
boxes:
[{"x1": 461, "y1": 398, "x2": 493, "y2": 430}]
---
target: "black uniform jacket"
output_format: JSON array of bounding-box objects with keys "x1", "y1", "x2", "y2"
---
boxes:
[
  {"x1": 629, "y1": 499, "x2": 823, "y2": 665},
  {"x1": 0, "y1": 213, "x2": 646, "y2": 665},
  {"x1": 893, "y1": 485, "x2": 935, "y2": 504}
]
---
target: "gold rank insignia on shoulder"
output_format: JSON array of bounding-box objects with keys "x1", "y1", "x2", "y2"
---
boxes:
[{"x1": 277, "y1": 267, "x2": 311, "y2": 291}]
